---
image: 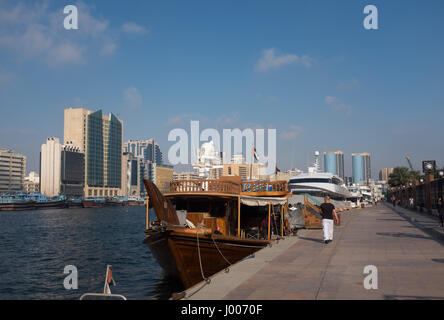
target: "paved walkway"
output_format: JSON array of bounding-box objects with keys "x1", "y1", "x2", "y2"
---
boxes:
[{"x1": 184, "y1": 204, "x2": 444, "y2": 300}]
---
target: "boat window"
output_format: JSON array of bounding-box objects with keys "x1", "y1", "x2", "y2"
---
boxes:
[{"x1": 289, "y1": 178, "x2": 330, "y2": 184}]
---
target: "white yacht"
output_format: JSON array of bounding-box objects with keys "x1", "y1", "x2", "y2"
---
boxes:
[{"x1": 288, "y1": 151, "x2": 352, "y2": 200}]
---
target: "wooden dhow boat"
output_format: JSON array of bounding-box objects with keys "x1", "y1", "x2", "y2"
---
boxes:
[{"x1": 142, "y1": 177, "x2": 291, "y2": 289}]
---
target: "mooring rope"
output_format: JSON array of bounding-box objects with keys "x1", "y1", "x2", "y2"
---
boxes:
[
  {"x1": 196, "y1": 224, "x2": 210, "y2": 284},
  {"x1": 211, "y1": 234, "x2": 231, "y2": 272}
]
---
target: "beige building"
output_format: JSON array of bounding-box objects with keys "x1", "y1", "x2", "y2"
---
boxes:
[
  {"x1": 64, "y1": 108, "x2": 123, "y2": 198},
  {"x1": 0, "y1": 148, "x2": 26, "y2": 193},
  {"x1": 222, "y1": 162, "x2": 266, "y2": 180},
  {"x1": 379, "y1": 168, "x2": 394, "y2": 182},
  {"x1": 269, "y1": 168, "x2": 303, "y2": 181},
  {"x1": 173, "y1": 171, "x2": 200, "y2": 181},
  {"x1": 152, "y1": 164, "x2": 174, "y2": 194}
]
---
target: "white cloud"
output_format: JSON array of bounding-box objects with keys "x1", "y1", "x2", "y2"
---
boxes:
[
  {"x1": 124, "y1": 87, "x2": 143, "y2": 109},
  {"x1": 324, "y1": 96, "x2": 337, "y2": 104},
  {"x1": 48, "y1": 43, "x2": 85, "y2": 65},
  {"x1": 122, "y1": 22, "x2": 149, "y2": 35},
  {"x1": 100, "y1": 42, "x2": 117, "y2": 56},
  {"x1": 0, "y1": 1, "x2": 113, "y2": 65},
  {"x1": 256, "y1": 48, "x2": 313, "y2": 71},
  {"x1": 280, "y1": 125, "x2": 302, "y2": 140},
  {"x1": 324, "y1": 96, "x2": 353, "y2": 116}
]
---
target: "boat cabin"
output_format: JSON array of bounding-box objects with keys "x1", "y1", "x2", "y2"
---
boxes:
[{"x1": 148, "y1": 176, "x2": 291, "y2": 240}]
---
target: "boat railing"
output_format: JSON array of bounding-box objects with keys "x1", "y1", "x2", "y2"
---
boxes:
[
  {"x1": 170, "y1": 179, "x2": 241, "y2": 194},
  {"x1": 241, "y1": 180, "x2": 288, "y2": 194}
]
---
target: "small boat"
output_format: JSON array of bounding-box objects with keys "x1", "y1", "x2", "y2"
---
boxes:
[
  {"x1": 0, "y1": 193, "x2": 36, "y2": 211},
  {"x1": 122, "y1": 196, "x2": 144, "y2": 206},
  {"x1": 104, "y1": 197, "x2": 123, "y2": 207},
  {"x1": 82, "y1": 197, "x2": 105, "y2": 208},
  {"x1": 66, "y1": 197, "x2": 83, "y2": 208},
  {"x1": 28, "y1": 193, "x2": 67, "y2": 209},
  {"x1": 143, "y1": 177, "x2": 291, "y2": 290}
]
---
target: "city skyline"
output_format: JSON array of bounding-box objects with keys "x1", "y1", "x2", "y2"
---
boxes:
[{"x1": 1, "y1": 1, "x2": 444, "y2": 178}]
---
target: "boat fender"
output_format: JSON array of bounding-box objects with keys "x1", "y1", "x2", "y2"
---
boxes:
[
  {"x1": 205, "y1": 278, "x2": 211, "y2": 284},
  {"x1": 185, "y1": 219, "x2": 196, "y2": 228}
]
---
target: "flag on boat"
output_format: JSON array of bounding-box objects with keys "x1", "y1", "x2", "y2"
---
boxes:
[
  {"x1": 275, "y1": 167, "x2": 281, "y2": 174},
  {"x1": 104, "y1": 265, "x2": 116, "y2": 295},
  {"x1": 107, "y1": 266, "x2": 116, "y2": 286},
  {"x1": 253, "y1": 146, "x2": 259, "y2": 161}
]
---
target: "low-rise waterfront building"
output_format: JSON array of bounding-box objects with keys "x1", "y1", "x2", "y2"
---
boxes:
[
  {"x1": 40, "y1": 138, "x2": 84, "y2": 197},
  {"x1": 222, "y1": 155, "x2": 266, "y2": 180},
  {"x1": 269, "y1": 168, "x2": 303, "y2": 181},
  {"x1": 173, "y1": 171, "x2": 200, "y2": 181},
  {"x1": 149, "y1": 163, "x2": 174, "y2": 194},
  {"x1": 0, "y1": 148, "x2": 26, "y2": 193},
  {"x1": 24, "y1": 171, "x2": 40, "y2": 194}
]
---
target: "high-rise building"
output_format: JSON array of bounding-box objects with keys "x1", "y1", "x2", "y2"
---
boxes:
[
  {"x1": 352, "y1": 153, "x2": 371, "y2": 184},
  {"x1": 40, "y1": 138, "x2": 84, "y2": 197},
  {"x1": 123, "y1": 139, "x2": 162, "y2": 164},
  {"x1": 64, "y1": 108, "x2": 123, "y2": 197},
  {"x1": 324, "y1": 151, "x2": 344, "y2": 180},
  {"x1": 40, "y1": 138, "x2": 62, "y2": 197},
  {"x1": 61, "y1": 144, "x2": 84, "y2": 197},
  {"x1": 379, "y1": 168, "x2": 394, "y2": 182},
  {"x1": 0, "y1": 148, "x2": 26, "y2": 193}
]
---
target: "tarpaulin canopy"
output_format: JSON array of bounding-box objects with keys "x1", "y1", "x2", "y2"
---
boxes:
[{"x1": 240, "y1": 195, "x2": 288, "y2": 207}]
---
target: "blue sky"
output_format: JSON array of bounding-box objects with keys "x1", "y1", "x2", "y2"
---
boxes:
[{"x1": 0, "y1": 0, "x2": 443, "y2": 177}]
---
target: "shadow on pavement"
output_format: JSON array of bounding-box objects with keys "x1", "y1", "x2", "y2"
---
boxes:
[
  {"x1": 298, "y1": 236, "x2": 325, "y2": 244},
  {"x1": 385, "y1": 294, "x2": 444, "y2": 300},
  {"x1": 376, "y1": 232, "x2": 432, "y2": 240}
]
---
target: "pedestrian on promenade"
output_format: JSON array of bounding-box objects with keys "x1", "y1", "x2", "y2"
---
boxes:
[
  {"x1": 409, "y1": 197, "x2": 414, "y2": 209},
  {"x1": 437, "y1": 197, "x2": 444, "y2": 228},
  {"x1": 392, "y1": 195, "x2": 396, "y2": 207},
  {"x1": 320, "y1": 196, "x2": 339, "y2": 244}
]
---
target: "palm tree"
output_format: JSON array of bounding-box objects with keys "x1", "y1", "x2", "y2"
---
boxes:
[{"x1": 388, "y1": 167, "x2": 419, "y2": 187}]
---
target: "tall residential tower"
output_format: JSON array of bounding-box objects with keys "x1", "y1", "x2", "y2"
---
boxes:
[
  {"x1": 64, "y1": 108, "x2": 123, "y2": 198},
  {"x1": 352, "y1": 153, "x2": 371, "y2": 184},
  {"x1": 323, "y1": 151, "x2": 345, "y2": 180}
]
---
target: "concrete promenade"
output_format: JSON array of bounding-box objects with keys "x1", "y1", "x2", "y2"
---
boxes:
[{"x1": 184, "y1": 204, "x2": 444, "y2": 300}]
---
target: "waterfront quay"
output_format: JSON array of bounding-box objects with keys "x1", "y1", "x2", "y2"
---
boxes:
[{"x1": 183, "y1": 204, "x2": 444, "y2": 300}]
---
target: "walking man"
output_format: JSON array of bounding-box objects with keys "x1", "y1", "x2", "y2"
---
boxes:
[{"x1": 320, "y1": 196, "x2": 339, "y2": 244}]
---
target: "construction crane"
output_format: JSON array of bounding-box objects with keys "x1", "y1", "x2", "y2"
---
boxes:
[{"x1": 405, "y1": 156, "x2": 414, "y2": 171}]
